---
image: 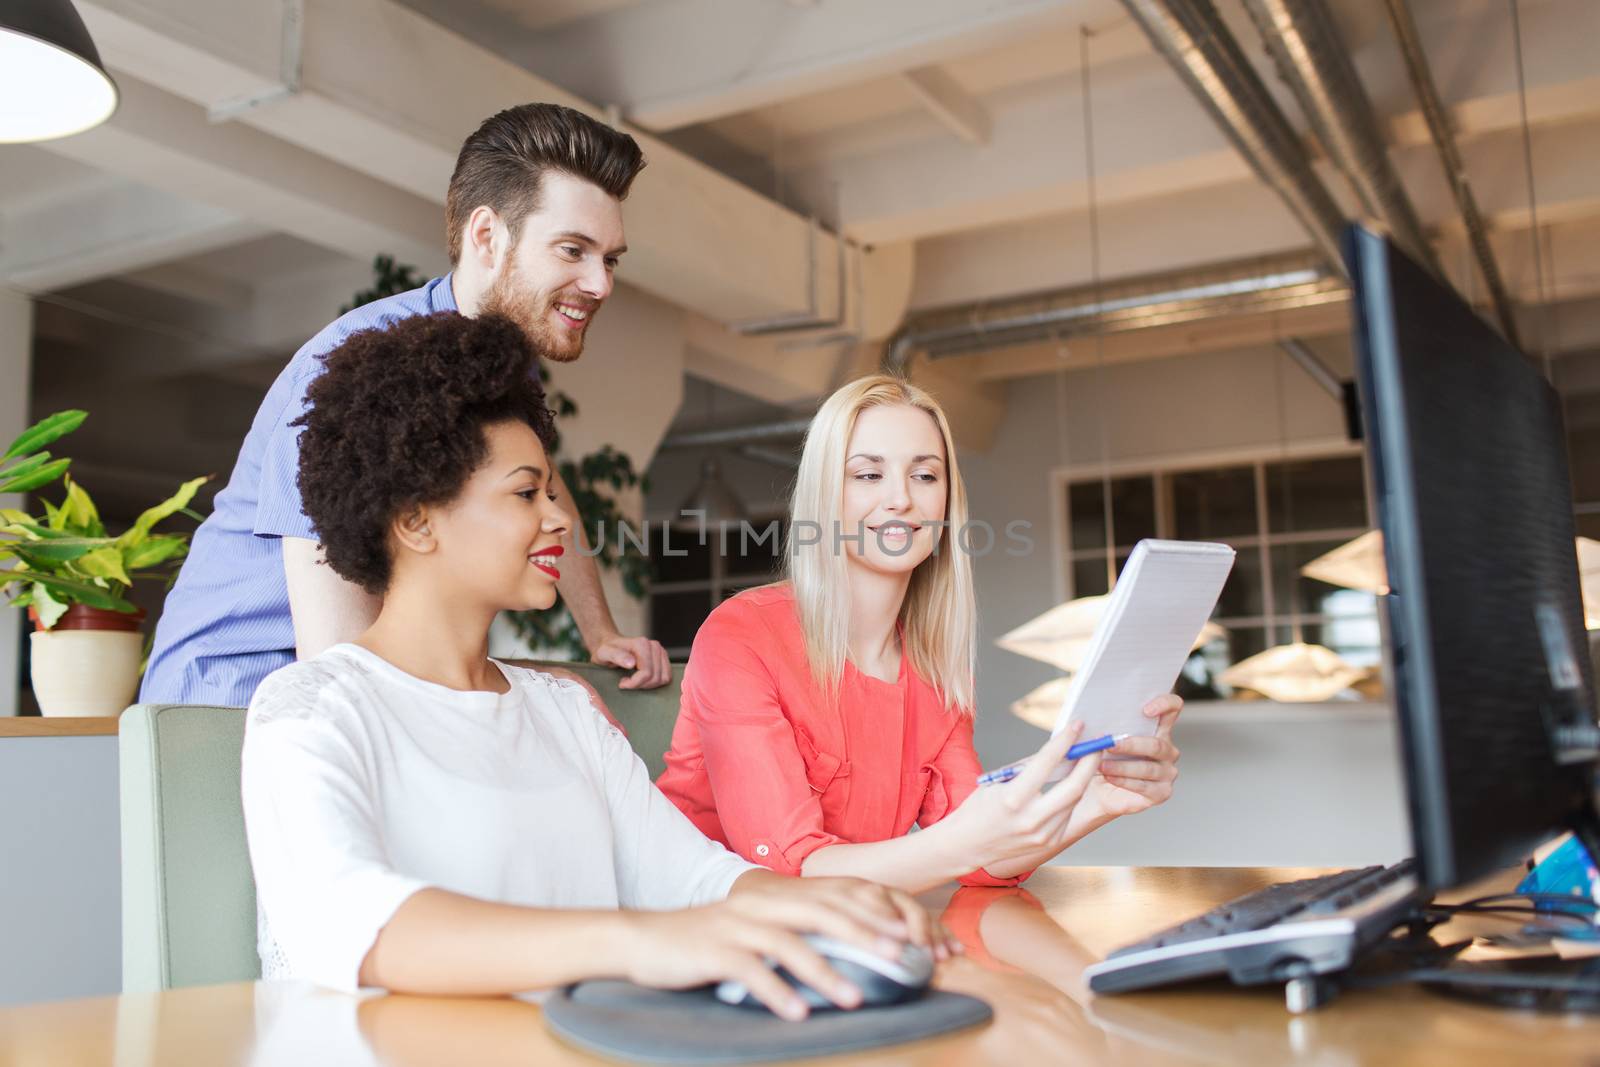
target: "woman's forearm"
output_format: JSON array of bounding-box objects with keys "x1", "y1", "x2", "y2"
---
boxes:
[
  {"x1": 799, "y1": 823, "x2": 977, "y2": 893},
  {"x1": 358, "y1": 888, "x2": 635, "y2": 994}
]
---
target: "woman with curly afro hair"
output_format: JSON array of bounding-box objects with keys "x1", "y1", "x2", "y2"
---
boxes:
[{"x1": 237, "y1": 311, "x2": 950, "y2": 1012}]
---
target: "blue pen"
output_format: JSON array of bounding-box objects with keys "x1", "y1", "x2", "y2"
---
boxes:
[{"x1": 976, "y1": 733, "x2": 1128, "y2": 787}]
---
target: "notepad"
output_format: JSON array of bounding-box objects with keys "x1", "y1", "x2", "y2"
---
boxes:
[{"x1": 1050, "y1": 539, "x2": 1236, "y2": 742}]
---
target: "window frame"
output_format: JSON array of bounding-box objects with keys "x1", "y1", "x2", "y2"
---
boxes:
[
  {"x1": 646, "y1": 514, "x2": 788, "y2": 659},
  {"x1": 1049, "y1": 436, "x2": 1390, "y2": 706}
]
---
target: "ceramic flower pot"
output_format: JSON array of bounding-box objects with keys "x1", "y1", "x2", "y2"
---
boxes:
[{"x1": 28, "y1": 604, "x2": 146, "y2": 717}]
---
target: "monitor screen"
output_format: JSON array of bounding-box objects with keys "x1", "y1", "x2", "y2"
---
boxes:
[{"x1": 1347, "y1": 224, "x2": 1598, "y2": 890}]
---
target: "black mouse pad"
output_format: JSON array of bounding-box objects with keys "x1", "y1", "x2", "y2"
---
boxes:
[{"x1": 543, "y1": 981, "x2": 993, "y2": 1064}]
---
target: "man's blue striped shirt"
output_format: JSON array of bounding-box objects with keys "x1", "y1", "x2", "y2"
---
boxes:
[{"x1": 140, "y1": 276, "x2": 458, "y2": 707}]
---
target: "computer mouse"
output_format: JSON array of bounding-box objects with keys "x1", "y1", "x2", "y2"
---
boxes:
[{"x1": 714, "y1": 933, "x2": 934, "y2": 1012}]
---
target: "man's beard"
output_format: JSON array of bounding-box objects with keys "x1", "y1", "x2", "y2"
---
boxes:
[{"x1": 480, "y1": 259, "x2": 588, "y2": 364}]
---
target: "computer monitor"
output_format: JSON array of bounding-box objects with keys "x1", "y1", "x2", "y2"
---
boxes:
[{"x1": 1347, "y1": 224, "x2": 1600, "y2": 892}]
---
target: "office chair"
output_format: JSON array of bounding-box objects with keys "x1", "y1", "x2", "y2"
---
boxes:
[
  {"x1": 117, "y1": 661, "x2": 684, "y2": 991},
  {"x1": 119, "y1": 704, "x2": 257, "y2": 992}
]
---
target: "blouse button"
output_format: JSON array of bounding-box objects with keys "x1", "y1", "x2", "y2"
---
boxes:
[{"x1": 755, "y1": 844, "x2": 770, "y2": 857}]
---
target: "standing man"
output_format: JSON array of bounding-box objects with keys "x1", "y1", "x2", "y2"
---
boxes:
[{"x1": 142, "y1": 103, "x2": 672, "y2": 707}]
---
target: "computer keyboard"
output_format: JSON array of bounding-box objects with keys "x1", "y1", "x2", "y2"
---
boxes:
[{"x1": 1085, "y1": 860, "x2": 1424, "y2": 996}]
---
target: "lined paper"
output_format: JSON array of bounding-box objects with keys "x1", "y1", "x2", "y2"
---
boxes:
[{"x1": 1052, "y1": 540, "x2": 1237, "y2": 741}]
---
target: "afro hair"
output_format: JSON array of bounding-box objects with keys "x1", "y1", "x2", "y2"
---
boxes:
[{"x1": 293, "y1": 311, "x2": 558, "y2": 594}]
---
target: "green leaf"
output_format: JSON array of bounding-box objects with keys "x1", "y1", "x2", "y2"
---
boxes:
[
  {"x1": 0, "y1": 508, "x2": 28, "y2": 525},
  {"x1": 61, "y1": 477, "x2": 100, "y2": 533},
  {"x1": 30, "y1": 584, "x2": 68, "y2": 629},
  {"x1": 119, "y1": 475, "x2": 208, "y2": 549},
  {"x1": 2, "y1": 410, "x2": 85, "y2": 462},
  {"x1": 0, "y1": 457, "x2": 71, "y2": 494},
  {"x1": 3, "y1": 570, "x2": 136, "y2": 613},
  {"x1": 74, "y1": 545, "x2": 132, "y2": 586},
  {"x1": 8, "y1": 589, "x2": 33, "y2": 609},
  {"x1": 124, "y1": 536, "x2": 188, "y2": 570},
  {"x1": 3, "y1": 520, "x2": 76, "y2": 540},
  {"x1": 0, "y1": 451, "x2": 51, "y2": 483},
  {"x1": 7, "y1": 539, "x2": 101, "y2": 565},
  {"x1": 41, "y1": 498, "x2": 64, "y2": 531}
]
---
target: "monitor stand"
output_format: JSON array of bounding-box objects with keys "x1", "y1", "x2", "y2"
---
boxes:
[
  {"x1": 1286, "y1": 810, "x2": 1600, "y2": 1015},
  {"x1": 1412, "y1": 809, "x2": 1599, "y2": 1015}
]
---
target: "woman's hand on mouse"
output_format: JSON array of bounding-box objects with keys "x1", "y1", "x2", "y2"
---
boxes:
[
  {"x1": 618, "y1": 872, "x2": 956, "y2": 1020},
  {"x1": 726, "y1": 870, "x2": 960, "y2": 961},
  {"x1": 619, "y1": 903, "x2": 860, "y2": 1020}
]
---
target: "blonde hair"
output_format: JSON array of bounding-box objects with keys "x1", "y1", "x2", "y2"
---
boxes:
[{"x1": 784, "y1": 374, "x2": 977, "y2": 713}]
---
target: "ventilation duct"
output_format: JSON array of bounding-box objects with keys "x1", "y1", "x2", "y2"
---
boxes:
[
  {"x1": 1380, "y1": 0, "x2": 1521, "y2": 347},
  {"x1": 1241, "y1": 0, "x2": 1436, "y2": 273},
  {"x1": 1119, "y1": 0, "x2": 1348, "y2": 273},
  {"x1": 893, "y1": 255, "x2": 1344, "y2": 363}
]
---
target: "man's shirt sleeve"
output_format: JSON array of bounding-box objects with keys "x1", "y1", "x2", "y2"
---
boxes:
[{"x1": 253, "y1": 369, "x2": 319, "y2": 541}]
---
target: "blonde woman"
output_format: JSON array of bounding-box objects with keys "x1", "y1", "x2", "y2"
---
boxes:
[{"x1": 657, "y1": 375, "x2": 1184, "y2": 892}]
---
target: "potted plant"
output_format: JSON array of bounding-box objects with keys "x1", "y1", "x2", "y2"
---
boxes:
[{"x1": 1, "y1": 412, "x2": 207, "y2": 716}]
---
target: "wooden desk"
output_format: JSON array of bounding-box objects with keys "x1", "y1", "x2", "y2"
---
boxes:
[{"x1": 1, "y1": 867, "x2": 1593, "y2": 1065}]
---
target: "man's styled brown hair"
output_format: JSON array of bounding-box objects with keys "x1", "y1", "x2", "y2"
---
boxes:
[{"x1": 445, "y1": 103, "x2": 646, "y2": 263}]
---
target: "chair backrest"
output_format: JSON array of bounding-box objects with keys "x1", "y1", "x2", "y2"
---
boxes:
[
  {"x1": 529, "y1": 660, "x2": 684, "y2": 780},
  {"x1": 117, "y1": 663, "x2": 682, "y2": 991},
  {"x1": 119, "y1": 704, "x2": 257, "y2": 992}
]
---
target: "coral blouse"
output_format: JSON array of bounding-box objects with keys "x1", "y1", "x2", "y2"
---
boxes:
[{"x1": 656, "y1": 584, "x2": 1024, "y2": 887}]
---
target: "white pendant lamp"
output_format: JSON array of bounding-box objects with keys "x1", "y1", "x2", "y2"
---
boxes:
[
  {"x1": 1218, "y1": 641, "x2": 1370, "y2": 703},
  {"x1": 996, "y1": 596, "x2": 1227, "y2": 673},
  {"x1": 1299, "y1": 529, "x2": 1389, "y2": 595},
  {"x1": 1, "y1": 1, "x2": 119, "y2": 143},
  {"x1": 1304, "y1": 531, "x2": 1599, "y2": 630},
  {"x1": 1009, "y1": 676, "x2": 1076, "y2": 731},
  {"x1": 1579, "y1": 536, "x2": 1600, "y2": 631},
  {"x1": 677, "y1": 457, "x2": 748, "y2": 528}
]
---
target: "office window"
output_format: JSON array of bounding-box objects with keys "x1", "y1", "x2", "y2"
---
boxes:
[
  {"x1": 1061, "y1": 452, "x2": 1379, "y2": 701},
  {"x1": 648, "y1": 517, "x2": 786, "y2": 657}
]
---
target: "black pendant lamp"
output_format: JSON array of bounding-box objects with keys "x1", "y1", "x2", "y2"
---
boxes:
[{"x1": 1, "y1": 0, "x2": 119, "y2": 143}]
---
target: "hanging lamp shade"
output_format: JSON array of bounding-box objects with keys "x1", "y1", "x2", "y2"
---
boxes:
[
  {"x1": 1, "y1": 1, "x2": 119, "y2": 143},
  {"x1": 1305, "y1": 530, "x2": 1599, "y2": 630},
  {"x1": 677, "y1": 457, "x2": 748, "y2": 527},
  {"x1": 1218, "y1": 641, "x2": 1369, "y2": 703},
  {"x1": 1009, "y1": 675, "x2": 1076, "y2": 731},
  {"x1": 1578, "y1": 536, "x2": 1600, "y2": 631},
  {"x1": 1299, "y1": 529, "x2": 1389, "y2": 595},
  {"x1": 996, "y1": 594, "x2": 1227, "y2": 673}
]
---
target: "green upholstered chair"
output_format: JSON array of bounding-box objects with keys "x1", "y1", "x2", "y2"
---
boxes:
[
  {"x1": 119, "y1": 704, "x2": 257, "y2": 992},
  {"x1": 118, "y1": 662, "x2": 684, "y2": 991},
  {"x1": 539, "y1": 660, "x2": 685, "y2": 780}
]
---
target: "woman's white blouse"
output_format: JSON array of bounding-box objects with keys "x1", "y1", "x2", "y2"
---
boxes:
[{"x1": 240, "y1": 643, "x2": 753, "y2": 991}]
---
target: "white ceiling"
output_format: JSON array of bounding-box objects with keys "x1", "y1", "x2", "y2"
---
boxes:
[{"x1": 1, "y1": 0, "x2": 1596, "y2": 431}]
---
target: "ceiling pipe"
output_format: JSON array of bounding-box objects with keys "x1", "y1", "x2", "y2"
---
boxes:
[
  {"x1": 1279, "y1": 337, "x2": 1343, "y2": 401},
  {"x1": 886, "y1": 256, "x2": 1344, "y2": 367},
  {"x1": 659, "y1": 418, "x2": 813, "y2": 451},
  {"x1": 1241, "y1": 0, "x2": 1438, "y2": 275},
  {"x1": 1380, "y1": 0, "x2": 1521, "y2": 348},
  {"x1": 1119, "y1": 0, "x2": 1348, "y2": 275}
]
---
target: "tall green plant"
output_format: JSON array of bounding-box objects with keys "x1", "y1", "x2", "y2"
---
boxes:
[{"x1": 344, "y1": 257, "x2": 650, "y2": 659}]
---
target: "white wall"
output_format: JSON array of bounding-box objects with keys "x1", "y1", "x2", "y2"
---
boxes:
[{"x1": 1, "y1": 291, "x2": 33, "y2": 715}]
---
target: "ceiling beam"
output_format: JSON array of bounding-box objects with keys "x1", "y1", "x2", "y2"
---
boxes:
[
  {"x1": 0, "y1": 180, "x2": 266, "y2": 294},
  {"x1": 38, "y1": 73, "x2": 446, "y2": 273},
  {"x1": 445, "y1": 0, "x2": 1104, "y2": 132},
  {"x1": 901, "y1": 66, "x2": 991, "y2": 146},
  {"x1": 75, "y1": 0, "x2": 913, "y2": 332}
]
